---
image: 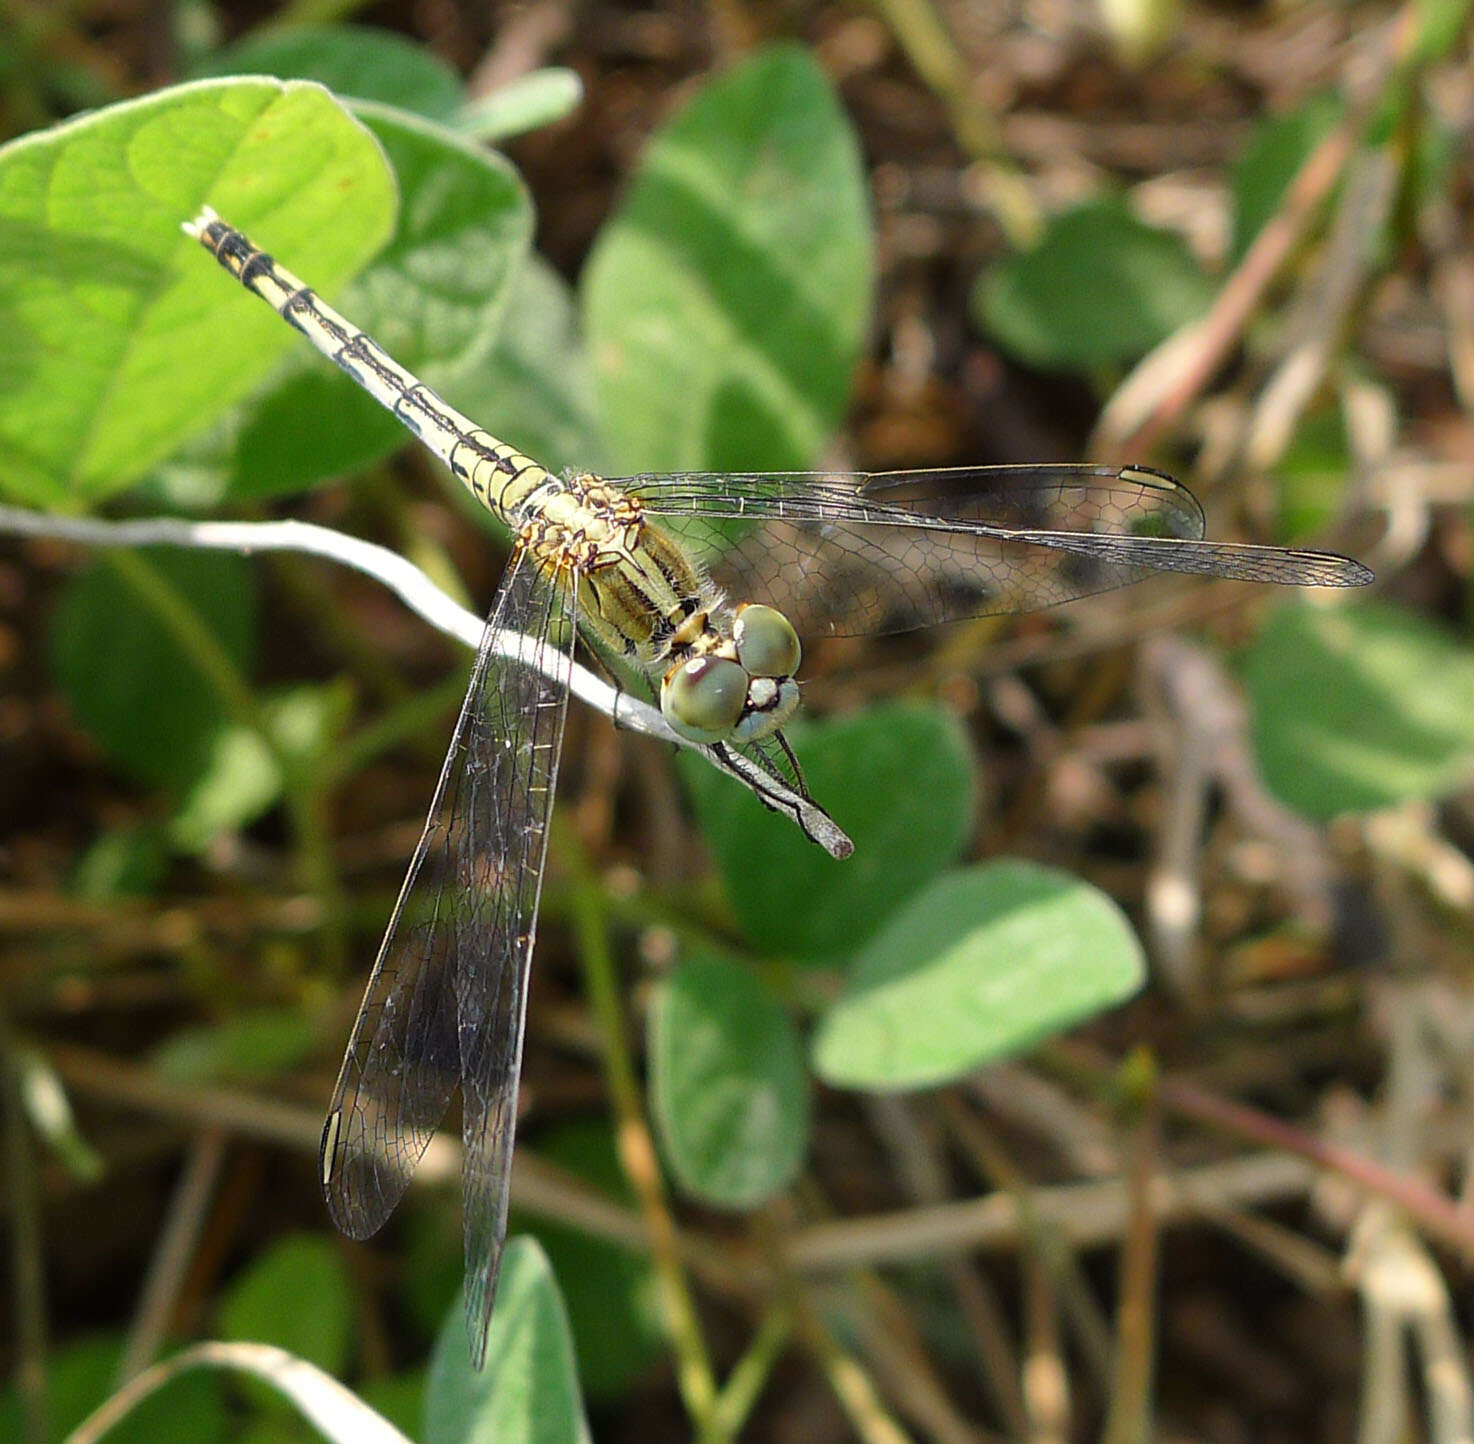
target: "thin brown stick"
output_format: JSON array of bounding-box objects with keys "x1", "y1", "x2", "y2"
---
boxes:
[
  {"x1": 116, "y1": 1128, "x2": 228, "y2": 1383},
  {"x1": 1101, "y1": 1108, "x2": 1162, "y2": 1444},
  {"x1": 1094, "y1": 118, "x2": 1356, "y2": 458},
  {"x1": 1157, "y1": 1075, "x2": 1474, "y2": 1264}
]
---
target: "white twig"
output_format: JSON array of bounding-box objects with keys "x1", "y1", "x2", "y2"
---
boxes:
[
  {"x1": 0, "y1": 506, "x2": 851, "y2": 857},
  {"x1": 69, "y1": 1341, "x2": 413, "y2": 1444}
]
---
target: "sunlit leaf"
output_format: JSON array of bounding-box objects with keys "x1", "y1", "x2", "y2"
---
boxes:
[
  {"x1": 813, "y1": 862, "x2": 1146, "y2": 1090},
  {"x1": 156, "y1": 102, "x2": 530, "y2": 502},
  {"x1": 584, "y1": 44, "x2": 873, "y2": 472},
  {"x1": 0, "y1": 78, "x2": 394, "y2": 504}
]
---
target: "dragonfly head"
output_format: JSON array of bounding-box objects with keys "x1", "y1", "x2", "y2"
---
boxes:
[{"x1": 660, "y1": 603, "x2": 802, "y2": 745}]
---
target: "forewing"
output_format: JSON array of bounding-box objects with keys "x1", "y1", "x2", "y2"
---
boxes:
[
  {"x1": 320, "y1": 573, "x2": 524, "y2": 1241},
  {"x1": 627, "y1": 465, "x2": 1368, "y2": 636},
  {"x1": 453, "y1": 551, "x2": 576, "y2": 1368}
]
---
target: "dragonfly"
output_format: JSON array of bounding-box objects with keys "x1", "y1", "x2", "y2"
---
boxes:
[{"x1": 183, "y1": 206, "x2": 1372, "y2": 1364}]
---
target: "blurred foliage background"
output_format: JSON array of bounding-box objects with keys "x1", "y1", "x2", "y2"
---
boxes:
[{"x1": 0, "y1": 0, "x2": 1471, "y2": 1440}]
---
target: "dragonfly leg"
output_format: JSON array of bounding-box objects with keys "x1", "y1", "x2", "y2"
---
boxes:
[{"x1": 771, "y1": 728, "x2": 812, "y2": 803}]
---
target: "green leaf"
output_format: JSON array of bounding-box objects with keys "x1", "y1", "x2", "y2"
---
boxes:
[
  {"x1": 49, "y1": 549, "x2": 256, "y2": 791},
  {"x1": 191, "y1": 24, "x2": 465, "y2": 121},
  {"x1": 812, "y1": 862, "x2": 1146, "y2": 1090},
  {"x1": 456, "y1": 70, "x2": 584, "y2": 143},
  {"x1": 583, "y1": 44, "x2": 873, "y2": 472},
  {"x1": 168, "y1": 722, "x2": 280, "y2": 851},
  {"x1": 0, "y1": 1334, "x2": 228, "y2": 1444},
  {"x1": 1231, "y1": 92, "x2": 1343, "y2": 261},
  {"x1": 165, "y1": 680, "x2": 351, "y2": 851},
  {"x1": 1276, "y1": 405, "x2": 1351, "y2": 539},
  {"x1": 974, "y1": 199, "x2": 1212, "y2": 370},
  {"x1": 358, "y1": 1371, "x2": 428, "y2": 1439},
  {"x1": 16, "y1": 1043, "x2": 103, "y2": 1181},
  {"x1": 1244, "y1": 601, "x2": 1474, "y2": 817},
  {"x1": 219, "y1": 1234, "x2": 354, "y2": 1378},
  {"x1": 150, "y1": 1008, "x2": 322, "y2": 1084},
  {"x1": 155, "y1": 102, "x2": 531, "y2": 503},
  {"x1": 452, "y1": 253, "x2": 601, "y2": 476},
  {"x1": 682, "y1": 701, "x2": 976, "y2": 959},
  {"x1": 0, "y1": 78, "x2": 395, "y2": 505},
  {"x1": 424, "y1": 1238, "x2": 591, "y2": 1444},
  {"x1": 651, "y1": 953, "x2": 810, "y2": 1209},
  {"x1": 69, "y1": 822, "x2": 169, "y2": 899}
]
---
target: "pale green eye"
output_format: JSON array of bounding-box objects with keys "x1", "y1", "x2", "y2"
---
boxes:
[
  {"x1": 734, "y1": 604, "x2": 801, "y2": 679},
  {"x1": 661, "y1": 656, "x2": 747, "y2": 743}
]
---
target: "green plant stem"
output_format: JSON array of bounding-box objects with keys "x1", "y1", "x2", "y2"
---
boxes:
[
  {"x1": 105, "y1": 549, "x2": 348, "y2": 970},
  {"x1": 699, "y1": 1303, "x2": 796, "y2": 1444},
  {"x1": 795, "y1": 1296, "x2": 916, "y2": 1444},
  {"x1": 564, "y1": 832, "x2": 718, "y2": 1425}
]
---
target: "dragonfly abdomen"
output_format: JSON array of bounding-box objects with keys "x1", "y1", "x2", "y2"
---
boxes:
[{"x1": 185, "y1": 208, "x2": 552, "y2": 521}]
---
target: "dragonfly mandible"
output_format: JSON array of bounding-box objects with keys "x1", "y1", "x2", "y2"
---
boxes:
[{"x1": 184, "y1": 207, "x2": 1372, "y2": 1365}]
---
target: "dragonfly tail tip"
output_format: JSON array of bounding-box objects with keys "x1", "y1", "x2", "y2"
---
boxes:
[{"x1": 181, "y1": 204, "x2": 220, "y2": 240}]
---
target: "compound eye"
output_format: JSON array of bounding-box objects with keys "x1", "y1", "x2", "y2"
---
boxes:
[
  {"x1": 734, "y1": 604, "x2": 801, "y2": 679},
  {"x1": 661, "y1": 656, "x2": 747, "y2": 743}
]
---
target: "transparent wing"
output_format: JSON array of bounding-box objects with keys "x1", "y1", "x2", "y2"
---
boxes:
[
  {"x1": 318, "y1": 549, "x2": 574, "y2": 1369},
  {"x1": 625, "y1": 465, "x2": 1371, "y2": 637},
  {"x1": 455, "y1": 553, "x2": 574, "y2": 1367}
]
